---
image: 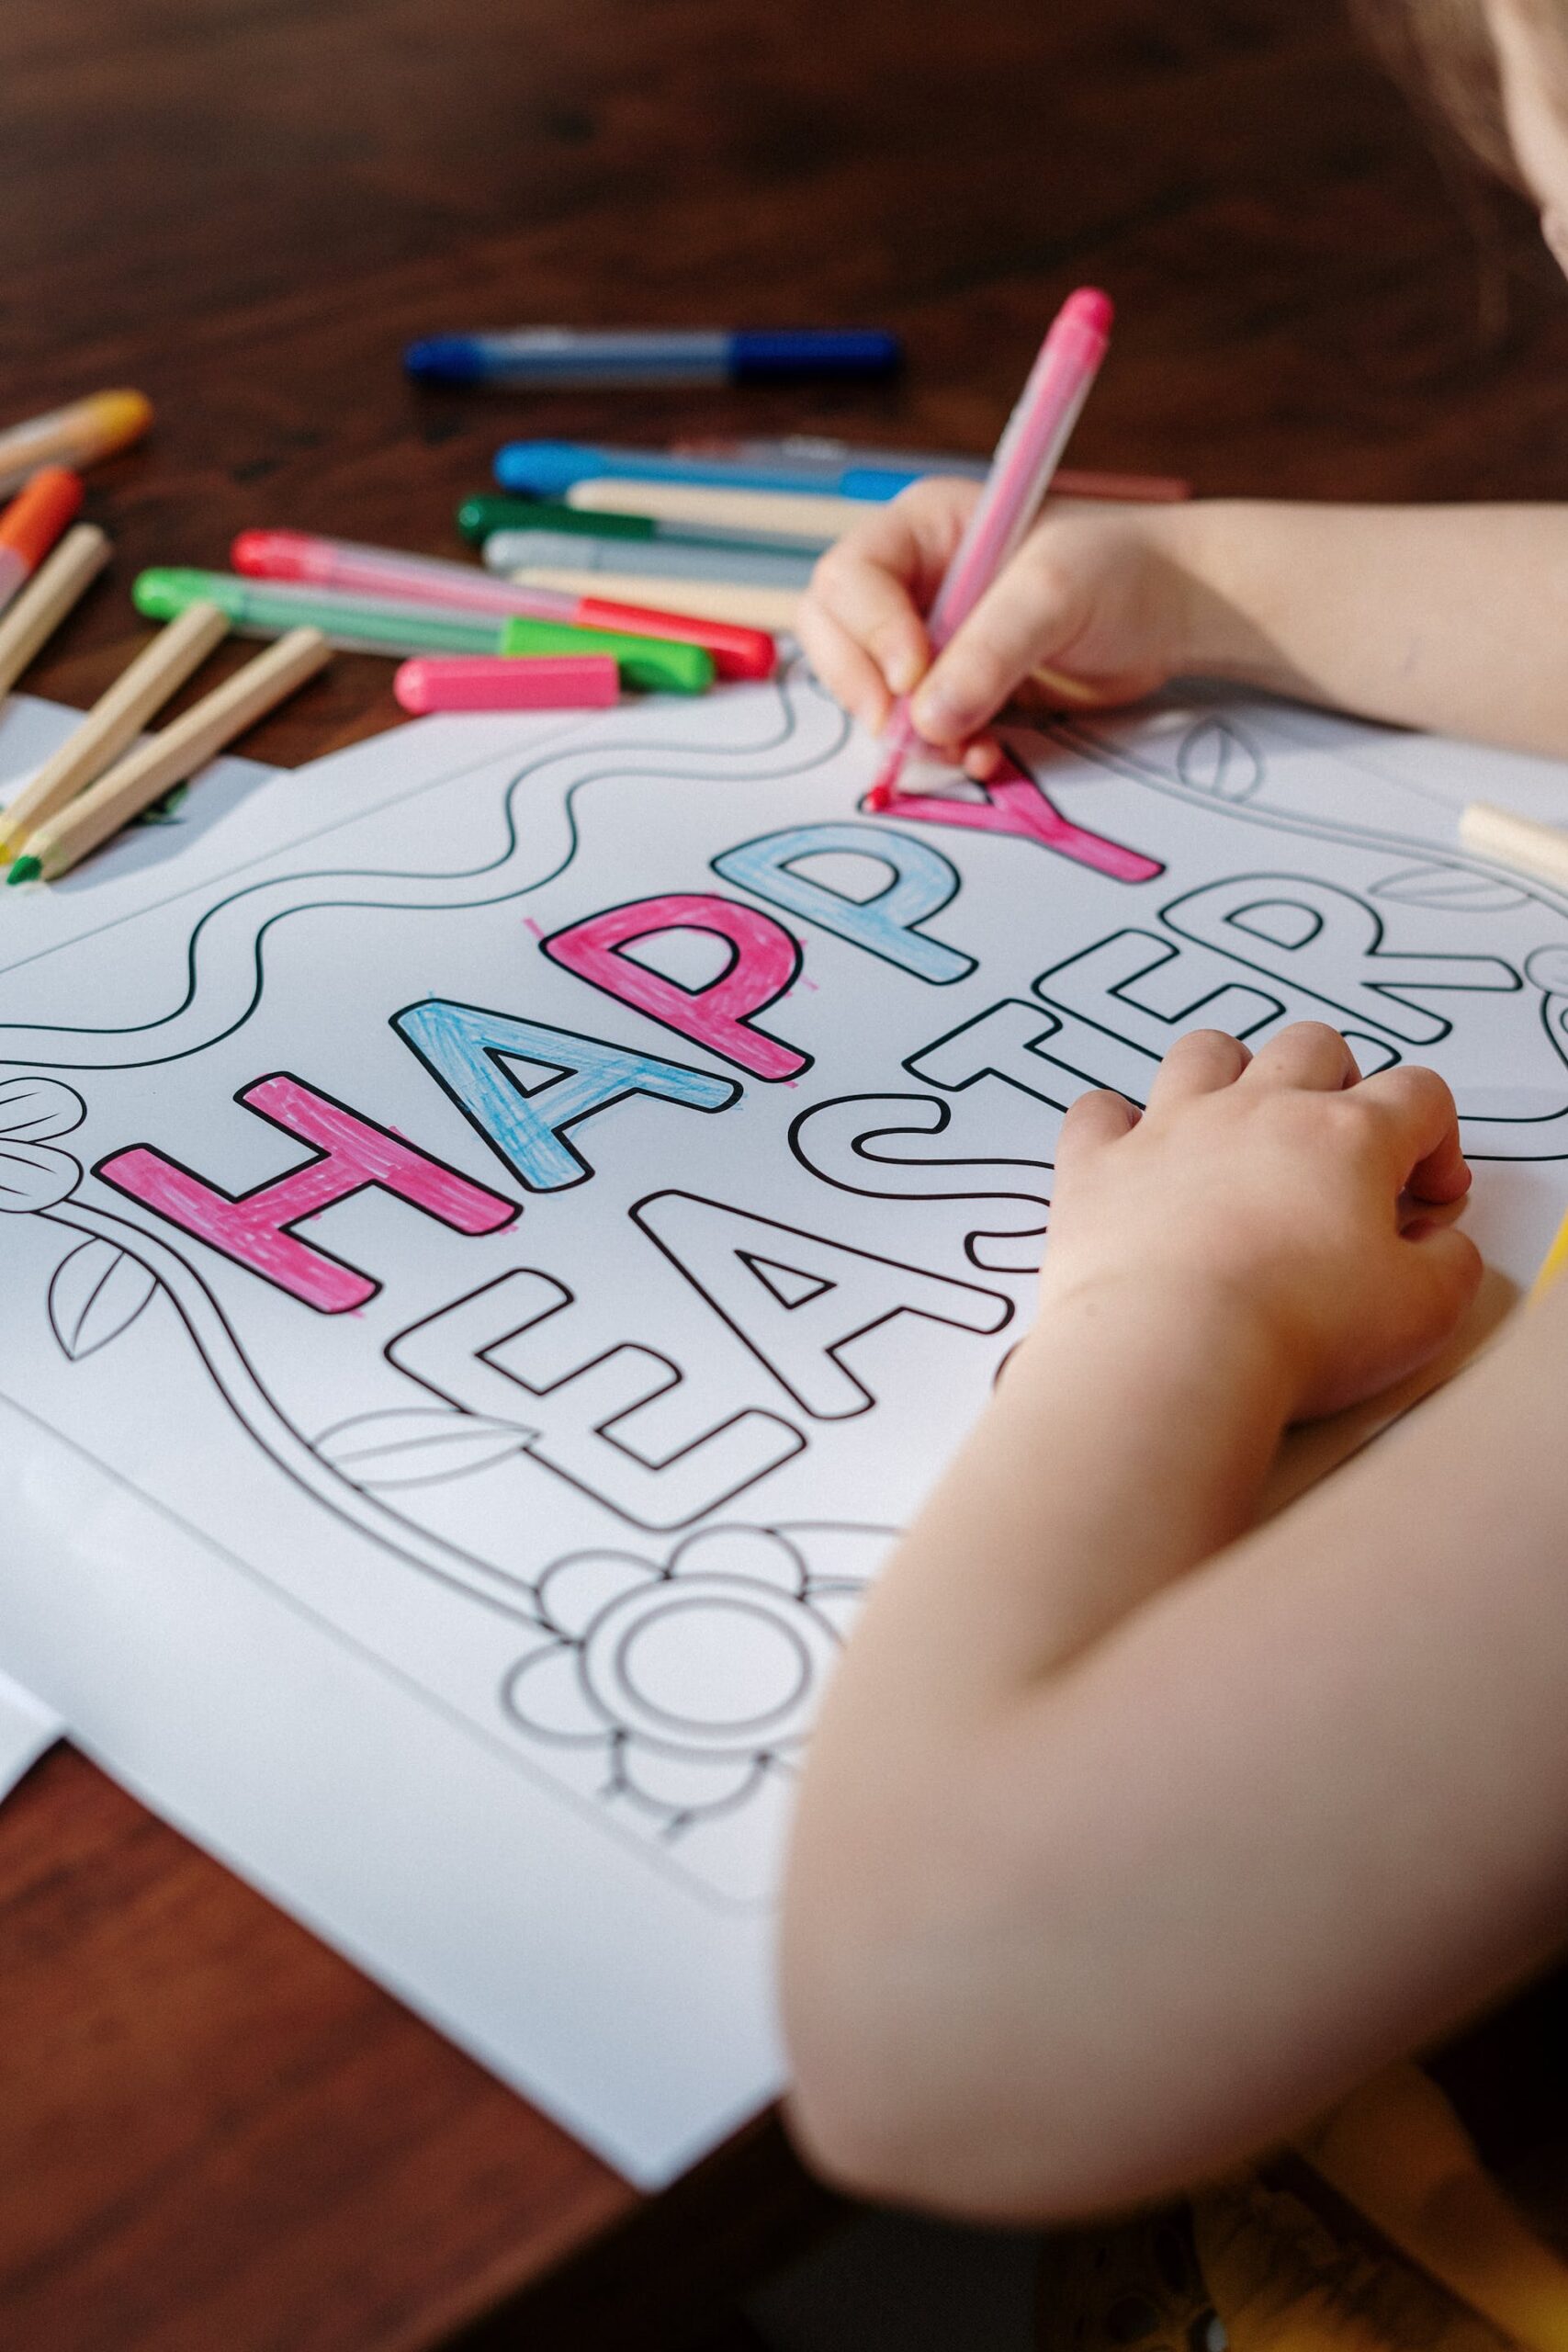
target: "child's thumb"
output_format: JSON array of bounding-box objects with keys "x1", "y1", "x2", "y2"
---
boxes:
[{"x1": 909, "y1": 542, "x2": 1087, "y2": 747}]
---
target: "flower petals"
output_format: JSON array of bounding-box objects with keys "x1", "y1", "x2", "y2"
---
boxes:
[
  {"x1": 670, "y1": 1525, "x2": 805, "y2": 1594},
  {"x1": 617, "y1": 1745, "x2": 765, "y2": 1818},
  {"x1": 502, "y1": 1639, "x2": 605, "y2": 1743},
  {"x1": 536, "y1": 1548, "x2": 660, "y2": 1638}
]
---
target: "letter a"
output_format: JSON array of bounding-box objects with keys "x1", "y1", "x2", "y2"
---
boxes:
[
  {"x1": 394, "y1": 999, "x2": 739, "y2": 1191},
  {"x1": 97, "y1": 1073, "x2": 516, "y2": 1313},
  {"x1": 631, "y1": 1190, "x2": 1010, "y2": 1419}
]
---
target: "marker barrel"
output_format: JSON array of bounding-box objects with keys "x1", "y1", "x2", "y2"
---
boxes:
[
  {"x1": 0, "y1": 392, "x2": 152, "y2": 497},
  {"x1": 408, "y1": 328, "x2": 899, "y2": 389},
  {"x1": 233, "y1": 528, "x2": 773, "y2": 680},
  {"x1": 484, "y1": 528, "x2": 816, "y2": 589},
  {"x1": 458, "y1": 492, "x2": 829, "y2": 559},
  {"x1": 497, "y1": 616, "x2": 711, "y2": 694},
  {"x1": 134, "y1": 568, "x2": 505, "y2": 658},
  {"x1": 393, "y1": 654, "x2": 620, "y2": 714},
  {"x1": 0, "y1": 469, "x2": 85, "y2": 616},
  {"x1": 505, "y1": 568, "x2": 800, "y2": 634}
]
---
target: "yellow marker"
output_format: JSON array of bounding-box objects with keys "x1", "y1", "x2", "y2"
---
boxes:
[
  {"x1": 1531, "y1": 1204, "x2": 1568, "y2": 1302},
  {"x1": 0, "y1": 391, "x2": 152, "y2": 499}
]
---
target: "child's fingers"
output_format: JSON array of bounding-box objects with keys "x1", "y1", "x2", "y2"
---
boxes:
[
  {"x1": 1058, "y1": 1087, "x2": 1140, "y2": 1164},
  {"x1": 908, "y1": 537, "x2": 1082, "y2": 746},
  {"x1": 963, "y1": 734, "x2": 1007, "y2": 781},
  {"x1": 796, "y1": 593, "x2": 896, "y2": 735},
  {"x1": 808, "y1": 483, "x2": 975, "y2": 697},
  {"x1": 1396, "y1": 1219, "x2": 1484, "y2": 1345},
  {"x1": 1357, "y1": 1065, "x2": 1472, "y2": 1203},
  {"x1": 1145, "y1": 1028, "x2": 1252, "y2": 1109},
  {"x1": 1241, "y1": 1023, "x2": 1361, "y2": 1093},
  {"x1": 809, "y1": 544, "x2": 929, "y2": 700}
]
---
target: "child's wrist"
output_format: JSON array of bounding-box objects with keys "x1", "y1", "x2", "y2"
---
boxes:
[
  {"x1": 1147, "y1": 499, "x2": 1272, "y2": 681},
  {"x1": 1020, "y1": 1265, "x2": 1299, "y2": 1437}
]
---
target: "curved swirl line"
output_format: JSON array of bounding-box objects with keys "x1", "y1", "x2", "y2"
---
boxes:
[{"x1": 0, "y1": 674, "x2": 850, "y2": 1073}]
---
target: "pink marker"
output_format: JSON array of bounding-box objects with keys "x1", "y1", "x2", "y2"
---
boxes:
[
  {"x1": 231, "y1": 528, "x2": 775, "y2": 682},
  {"x1": 866, "y1": 288, "x2": 1113, "y2": 808},
  {"x1": 393, "y1": 653, "x2": 620, "y2": 714}
]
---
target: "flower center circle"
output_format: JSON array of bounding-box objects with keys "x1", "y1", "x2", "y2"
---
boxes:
[{"x1": 613, "y1": 1597, "x2": 811, "y2": 1737}]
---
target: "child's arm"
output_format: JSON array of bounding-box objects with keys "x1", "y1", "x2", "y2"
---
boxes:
[
  {"x1": 781, "y1": 1026, "x2": 1568, "y2": 2222},
  {"x1": 799, "y1": 483, "x2": 1568, "y2": 765}
]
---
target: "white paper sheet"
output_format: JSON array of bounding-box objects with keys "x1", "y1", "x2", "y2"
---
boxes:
[
  {"x1": 0, "y1": 1665, "x2": 62, "y2": 1798},
  {"x1": 1, "y1": 668, "x2": 1566, "y2": 2182}
]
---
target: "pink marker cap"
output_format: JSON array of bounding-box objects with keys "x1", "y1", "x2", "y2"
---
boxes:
[
  {"x1": 1059, "y1": 287, "x2": 1113, "y2": 339},
  {"x1": 394, "y1": 653, "x2": 620, "y2": 715}
]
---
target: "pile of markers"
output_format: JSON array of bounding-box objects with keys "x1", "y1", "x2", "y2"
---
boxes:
[
  {"x1": 0, "y1": 324, "x2": 1194, "y2": 881},
  {"x1": 0, "y1": 394, "x2": 332, "y2": 882},
  {"x1": 128, "y1": 426, "x2": 1188, "y2": 724}
]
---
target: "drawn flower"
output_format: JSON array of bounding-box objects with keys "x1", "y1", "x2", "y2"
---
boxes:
[
  {"x1": 0, "y1": 1077, "x2": 85, "y2": 1213},
  {"x1": 503, "y1": 1526, "x2": 863, "y2": 1829}
]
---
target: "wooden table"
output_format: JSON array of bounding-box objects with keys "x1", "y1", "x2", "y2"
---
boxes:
[{"x1": 6, "y1": 2, "x2": 1568, "y2": 2344}]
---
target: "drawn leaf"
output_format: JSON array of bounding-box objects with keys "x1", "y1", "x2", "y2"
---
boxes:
[
  {"x1": 314, "y1": 1407, "x2": 530, "y2": 1489},
  {"x1": 49, "y1": 1238, "x2": 159, "y2": 1360},
  {"x1": 1371, "y1": 863, "x2": 1530, "y2": 912},
  {"x1": 135, "y1": 782, "x2": 189, "y2": 827},
  {"x1": 1526, "y1": 945, "x2": 1568, "y2": 994},
  {"x1": 0, "y1": 1140, "x2": 81, "y2": 1214},
  {"x1": 0, "y1": 1077, "x2": 85, "y2": 1143},
  {"x1": 1177, "y1": 718, "x2": 1263, "y2": 802}
]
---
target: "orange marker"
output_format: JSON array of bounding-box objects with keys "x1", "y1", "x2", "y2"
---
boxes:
[
  {"x1": 0, "y1": 391, "x2": 152, "y2": 498},
  {"x1": 0, "y1": 469, "x2": 85, "y2": 616}
]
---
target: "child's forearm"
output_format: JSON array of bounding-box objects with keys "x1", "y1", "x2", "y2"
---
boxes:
[
  {"x1": 1172, "y1": 499, "x2": 1568, "y2": 755},
  {"x1": 784, "y1": 1286, "x2": 1568, "y2": 2222},
  {"x1": 783, "y1": 1282, "x2": 1293, "y2": 2199}
]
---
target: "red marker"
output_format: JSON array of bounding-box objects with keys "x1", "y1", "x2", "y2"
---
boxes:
[
  {"x1": 232, "y1": 528, "x2": 776, "y2": 683},
  {"x1": 0, "y1": 468, "x2": 85, "y2": 616},
  {"x1": 393, "y1": 653, "x2": 620, "y2": 714}
]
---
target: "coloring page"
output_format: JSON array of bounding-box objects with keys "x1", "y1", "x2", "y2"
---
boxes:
[{"x1": 0, "y1": 663, "x2": 1565, "y2": 2178}]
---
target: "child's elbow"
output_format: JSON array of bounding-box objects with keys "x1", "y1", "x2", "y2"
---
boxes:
[
  {"x1": 781, "y1": 1925, "x2": 1258, "y2": 2222},
  {"x1": 784, "y1": 2021, "x2": 1238, "y2": 2225},
  {"x1": 782, "y1": 2034, "x2": 999, "y2": 2216},
  {"x1": 780, "y1": 1936, "x2": 987, "y2": 2211},
  {"x1": 780, "y1": 1953, "x2": 1131, "y2": 2222}
]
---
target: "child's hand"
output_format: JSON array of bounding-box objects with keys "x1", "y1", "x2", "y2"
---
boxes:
[
  {"x1": 797, "y1": 477, "x2": 1198, "y2": 775},
  {"x1": 1040, "y1": 1024, "x2": 1482, "y2": 1420}
]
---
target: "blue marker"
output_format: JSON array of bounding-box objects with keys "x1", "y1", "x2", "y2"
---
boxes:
[
  {"x1": 491, "y1": 439, "x2": 930, "y2": 501},
  {"x1": 406, "y1": 327, "x2": 901, "y2": 390}
]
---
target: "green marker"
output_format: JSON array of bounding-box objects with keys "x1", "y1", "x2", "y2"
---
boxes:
[
  {"x1": 134, "y1": 568, "x2": 503, "y2": 659},
  {"x1": 457, "y1": 492, "x2": 829, "y2": 560},
  {"x1": 458, "y1": 495, "x2": 655, "y2": 546},
  {"x1": 134, "y1": 569, "x2": 714, "y2": 694},
  {"x1": 498, "y1": 616, "x2": 711, "y2": 695}
]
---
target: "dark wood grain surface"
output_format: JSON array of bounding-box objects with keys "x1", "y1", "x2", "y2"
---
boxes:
[{"x1": 5, "y1": 1, "x2": 1568, "y2": 2344}]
